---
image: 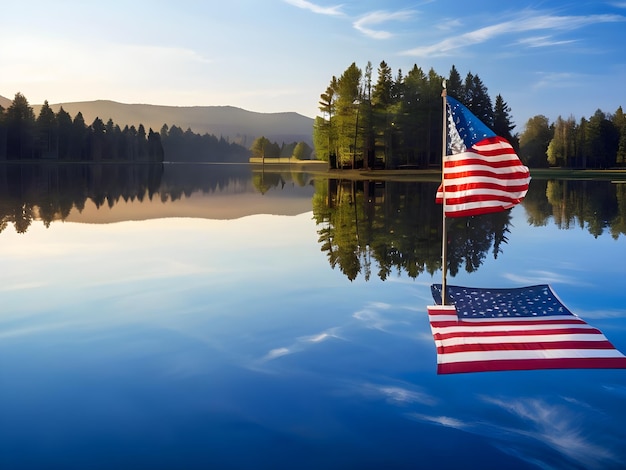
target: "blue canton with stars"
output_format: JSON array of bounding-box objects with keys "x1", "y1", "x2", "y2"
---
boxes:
[
  {"x1": 447, "y1": 95, "x2": 495, "y2": 150},
  {"x1": 431, "y1": 284, "x2": 574, "y2": 318}
]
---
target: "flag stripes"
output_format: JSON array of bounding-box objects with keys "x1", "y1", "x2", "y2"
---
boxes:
[
  {"x1": 427, "y1": 288, "x2": 626, "y2": 374},
  {"x1": 436, "y1": 136, "x2": 530, "y2": 217}
]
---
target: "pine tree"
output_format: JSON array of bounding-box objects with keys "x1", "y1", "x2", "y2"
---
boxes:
[
  {"x1": 56, "y1": 107, "x2": 73, "y2": 160},
  {"x1": 6, "y1": 92, "x2": 36, "y2": 159},
  {"x1": 493, "y1": 94, "x2": 516, "y2": 148},
  {"x1": 335, "y1": 63, "x2": 362, "y2": 167},
  {"x1": 469, "y1": 74, "x2": 494, "y2": 128},
  {"x1": 371, "y1": 61, "x2": 393, "y2": 108},
  {"x1": 447, "y1": 65, "x2": 463, "y2": 100},
  {"x1": 36, "y1": 100, "x2": 57, "y2": 158},
  {"x1": 613, "y1": 106, "x2": 626, "y2": 165}
]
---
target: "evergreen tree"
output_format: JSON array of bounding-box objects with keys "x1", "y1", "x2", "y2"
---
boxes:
[
  {"x1": 335, "y1": 63, "x2": 362, "y2": 168},
  {"x1": 469, "y1": 74, "x2": 493, "y2": 128},
  {"x1": 137, "y1": 124, "x2": 149, "y2": 160},
  {"x1": 314, "y1": 77, "x2": 338, "y2": 163},
  {"x1": 90, "y1": 117, "x2": 106, "y2": 161},
  {"x1": 612, "y1": 106, "x2": 626, "y2": 165},
  {"x1": 391, "y1": 68, "x2": 404, "y2": 103},
  {"x1": 6, "y1": 92, "x2": 36, "y2": 159},
  {"x1": 105, "y1": 118, "x2": 120, "y2": 160},
  {"x1": 71, "y1": 111, "x2": 88, "y2": 160},
  {"x1": 371, "y1": 61, "x2": 394, "y2": 167},
  {"x1": 36, "y1": 100, "x2": 57, "y2": 158},
  {"x1": 426, "y1": 68, "x2": 445, "y2": 166},
  {"x1": 575, "y1": 117, "x2": 588, "y2": 168},
  {"x1": 447, "y1": 65, "x2": 463, "y2": 100},
  {"x1": 362, "y1": 61, "x2": 374, "y2": 169},
  {"x1": 462, "y1": 72, "x2": 475, "y2": 108},
  {"x1": 371, "y1": 61, "x2": 393, "y2": 108},
  {"x1": 56, "y1": 107, "x2": 73, "y2": 160},
  {"x1": 402, "y1": 64, "x2": 429, "y2": 167},
  {"x1": 147, "y1": 128, "x2": 164, "y2": 162},
  {"x1": 160, "y1": 123, "x2": 169, "y2": 139},
  {"x1": 585, "y1": 109, "x2": 619, "y2": 168},
  {"x1": 492, "y1": 94, "x2": 516, "y2": 148}
]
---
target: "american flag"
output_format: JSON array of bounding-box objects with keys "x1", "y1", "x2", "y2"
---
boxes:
[
  {"x1": 427, "y1": 284, "x2": 626, "y2": 374},
  {"x1": 436, "y1": 96, "x2": 531, "y2": 217}
]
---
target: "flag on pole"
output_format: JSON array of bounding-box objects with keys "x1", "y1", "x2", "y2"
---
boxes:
[
  {"x1": 436, "y1": 96, "x2": 531, "y2": 217},
  {"x1": 427, "y1": 284, "x2": 626, "y2": 374}
]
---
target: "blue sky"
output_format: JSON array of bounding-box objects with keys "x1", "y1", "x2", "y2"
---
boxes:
[{"x1": 1, "y1": 0, "x2": 625, "y2": 132}]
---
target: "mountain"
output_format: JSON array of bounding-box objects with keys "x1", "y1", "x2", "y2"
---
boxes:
[
  {"x1": 30, "y1": 99, "x2": 315, "y2": 147},
  {"x1": 1, "y1": 94, "x2": 314, "y2": 146},
  {"x1": 0, "y1": 95, "x2": 12, "y2": 109}
]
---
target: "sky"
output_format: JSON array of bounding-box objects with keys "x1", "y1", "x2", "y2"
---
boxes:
[{"x1": 1, "y1": 0, "x2": 625, "y2": 131}]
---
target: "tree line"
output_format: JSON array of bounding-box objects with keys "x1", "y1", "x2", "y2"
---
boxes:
[
  {"x1": 0, "y1": 92, "x2": 251, "y2": 163},
  {"x1": 0, "y1": 93, "x2": 164, "y2": 162},
  {"x1": 314, "y1": 61, "x2": 625, "y2": 169},
  {"x1": 249, "y1": 136, "x2": 313, "y2": 161},
  {"x1": 159, "y1": 124, "x2": 249, "y2": 163},
  {"x1": 313, "y1": 61, "x2": 515, "y2": 169},
  {"x1": 519, "y1": 108, "x2": 626, "y2": 168}
]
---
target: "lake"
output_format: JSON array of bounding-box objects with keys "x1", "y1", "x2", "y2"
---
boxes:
[{"x1": 1, "y1": 163, "x2": 626, "y2": 469}]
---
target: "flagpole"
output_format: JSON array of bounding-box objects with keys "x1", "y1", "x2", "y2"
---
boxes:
[{"x1": 440, "y1": 80, "x2": 448, "y2": 306}]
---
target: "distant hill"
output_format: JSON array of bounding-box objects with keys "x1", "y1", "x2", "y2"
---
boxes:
[
  {"x1": 0, "y1": 94, "x2": 314, "y2": 147},
  {"x1": 0, "y1": 95, "x2": 12, "y2": 109},
  {"x1": 27, "y1": 99, "x2": 315, "y2": 148}
]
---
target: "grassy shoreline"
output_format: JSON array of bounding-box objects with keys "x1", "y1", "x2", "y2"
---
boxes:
[{"x1": 251, "y1": 161, "x2": 626, "y2": 181}]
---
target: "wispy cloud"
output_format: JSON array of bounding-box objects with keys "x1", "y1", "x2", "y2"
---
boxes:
[
  {"x1": 284, "y1": 2, "x2": 416, "y2": 39},
  {"x1": 258, "y1": 327, "x2": 343, "y2": 363},
  {"x1": 503, "y1": 269, "x2": 586, "y2": 286},
  {"x1": 482, "y1": 396, "x2": 620, "y2": 468},
  {"x1": 263, "y1": 347, "x2": 291, "y2": 361},
  {"x1": 353, "y1": 10, "x2": 416, "y2": 39},
  {"x1": 300, "y1": 328, "x2": 342, "y2": 343},
  {"x1": 352, "y1": 301, "x2": 394, "y2": 330},
  {"x1": 516, "y1": 35, "x2": 578, "y2": 48},
  {"x1": 378, "y1": 386, "x2": 432, "y2": 405},
  {"x1": 410, "y1": 412, "x2": 469, "y2": 429},
  {"x1": 283, "y1": 0, "x2": 344, "y2": 17},
  {"x1": 400, "y1": 11, "x2": 625, "y2": 57},
  {"x1": 352, "y1": 381, "x2": 437, "y2": 406}
]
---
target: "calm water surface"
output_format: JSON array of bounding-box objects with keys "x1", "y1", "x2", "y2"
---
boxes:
[{"x1": 1, "y1": 163, "x2": 626, "y2": 469}]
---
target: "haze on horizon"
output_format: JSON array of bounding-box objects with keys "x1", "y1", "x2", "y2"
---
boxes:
[{"x1": 1, "y1": 0, "x2": 625, "y2": 129}]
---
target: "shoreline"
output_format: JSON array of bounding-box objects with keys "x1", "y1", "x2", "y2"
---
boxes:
[{"x1": 250, "y1": 160, "x2": 626, "y2": 181}]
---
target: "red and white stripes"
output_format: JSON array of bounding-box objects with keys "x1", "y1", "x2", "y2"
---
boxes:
[
  {"x1": 427, "y1": 304, "x2": 626, "y2": 374},
  {"x1": 435, "y1": 136, "x2": 530, "y2": 218}
]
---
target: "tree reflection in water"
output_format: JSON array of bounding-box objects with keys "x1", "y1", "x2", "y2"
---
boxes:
[
  {"x1": 312, "y1": 179, "x2": 512, "y2": 281},
  {"x1": 2, "y1": 163, "x2": 626, "y2": 279},
  {"x1": 312, "y1": 177, "x2": 626, "y2": 281}
]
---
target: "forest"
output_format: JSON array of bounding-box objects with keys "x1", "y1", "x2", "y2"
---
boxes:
[
  {"x1": 0, "y1": 93, "x2": 249, "y2": 163},
  {"x1": 0, "y1": 93, "x2": 164, "y2": 162},
  {"x1": 313, "y1": 61, "x2": 626, "y2": 169}
]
